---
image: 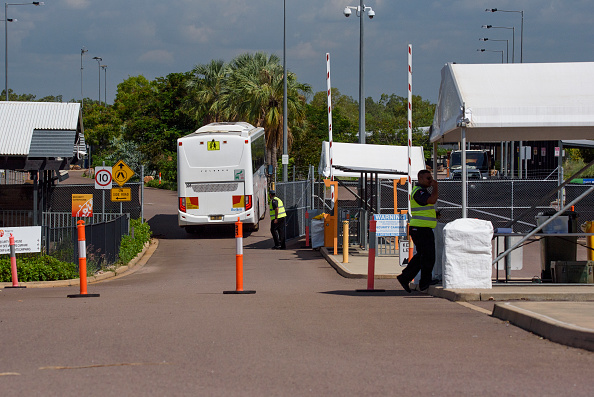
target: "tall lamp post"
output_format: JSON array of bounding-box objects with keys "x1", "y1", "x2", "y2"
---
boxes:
[
  {"x1": 92, "y1": 56, "x2": 101, "y2": 105},
  {"x1": 4, "y1": 1, "x2": 44, "y2": 101},
  {"x1": 477, "y1": 49, "x2": 504, "y2": 63},
  {"x1": 80, "y1": 46, "x2": 87, "y2": 107},
  {"x1": 282, "y1": 0, "x2": 288, "y2": 181},
  {"x1": 343, "y1": 1, "x2": 375, "y2": 144},
  {"x1": 486, "y1": 8, "x2": 523, "y2": 63},
  {"x1": 482, "y1": 25, "x2": 514, "y2": 63},
  {"x1": 101, "y1": 64, "x2": 107, "y2": 107},
  {"x1": 479, "y1": 38, "x2": 508, "y2": 63}
]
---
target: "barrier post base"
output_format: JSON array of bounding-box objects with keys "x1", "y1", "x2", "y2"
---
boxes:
[
  {"x1": 223, "y1": 290, "x2": 256, "y2": 294},
  {"x1": 67, "y1": 293, "x2": 100, "y2": 298},
  {"x1": 5, "y1": 285, "x2": 26, "y2": 289},
  {"x1": 355, "y1": 288, "x2": 385, "y2": 293}
]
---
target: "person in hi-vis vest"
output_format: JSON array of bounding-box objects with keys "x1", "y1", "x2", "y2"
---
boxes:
[
  {"x1": 269, "y1": 190, "x2": 286, "y2": 249},
  {"x1": 397, "y1": 169, "x2": 439, "y2": 293}
]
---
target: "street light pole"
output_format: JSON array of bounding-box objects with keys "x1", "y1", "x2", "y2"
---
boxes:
[
  {"x1": 477, "y1": 48, "x2": 504, "y2": 63},
  {"x1": 282, "y1": 0, "x2": 288, "y2": 182},
  {"x1": 482, "y1": 25, "x2": 514, "y2": 63},
  {"x1": 479, "y1": 38, "x2": 508, "y2": 63},
  {"x1": 4, "y1": 1, "x2": 44, "y2": 101},
  {"x1": 344, "y1": 2, "x2": 375, "y2": 144},
  {"x1": 80, "y1": 47, "x2": 87, "y2": 107},
  {"x1": 486, "y1": 8, "x2": 523, "y2": 63},
  {"x1": 101, "y1": 64, "x2": 107, "y2": 107},
  {"x1": 92, "y1": 56, "x2": 101, "y2": 105}
]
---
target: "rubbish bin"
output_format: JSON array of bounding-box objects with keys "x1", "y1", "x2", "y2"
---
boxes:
[{"x1": 536, "y1": 209, "x2": 579, "y2": 281}]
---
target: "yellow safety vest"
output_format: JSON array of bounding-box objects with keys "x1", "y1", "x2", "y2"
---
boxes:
[
  {"x1": 410, "y1": 185, "x2": 436, "y2": 228},
  {"x1": 269, "y1": 197, "x2": 286, "y2": 220}
]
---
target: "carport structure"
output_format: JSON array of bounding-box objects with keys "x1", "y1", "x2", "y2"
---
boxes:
[
  {"x1": 430, "y1": 62, "x2": 594, "y2": 266},
  {"x1": 0, "y1": 101, "x2": 85, "y2": 225}
]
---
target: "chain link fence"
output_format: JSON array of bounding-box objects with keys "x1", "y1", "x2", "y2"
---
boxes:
[{"x1": 278, "y1": 176, "x2": 594, "y2": 247}]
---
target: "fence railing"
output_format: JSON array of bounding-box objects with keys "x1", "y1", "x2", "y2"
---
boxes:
[{"x1": 279, "y1": 178, "x2": 594, "y2": 254}]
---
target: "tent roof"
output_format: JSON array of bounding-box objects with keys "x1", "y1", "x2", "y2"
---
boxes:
[
  {"x1": 430, "y1": 62, "x2": 594, "y2": 143},
  {"x1": 319, "y1": 142, "x2": 426, "y2": 180}
]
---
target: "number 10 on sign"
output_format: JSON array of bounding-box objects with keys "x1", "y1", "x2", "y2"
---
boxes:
[{"x1": 95, "y1": 167, "x2": 112, "y2": 190}]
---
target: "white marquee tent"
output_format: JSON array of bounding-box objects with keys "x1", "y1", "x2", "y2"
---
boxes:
[{"x1": 430, "y1": 62, "x2": 594, "y2": 143}]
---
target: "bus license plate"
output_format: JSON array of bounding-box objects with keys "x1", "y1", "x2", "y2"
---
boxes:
[{"x1": 210, "y1": 215, "x2": 223, "y2": 221}]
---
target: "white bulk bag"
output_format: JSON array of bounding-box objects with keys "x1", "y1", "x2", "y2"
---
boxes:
[{"x1": 442, "y1": 218, "x2": 493, "y2": 289}]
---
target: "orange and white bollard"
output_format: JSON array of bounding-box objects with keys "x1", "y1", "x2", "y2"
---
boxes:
[
  {"x1": 224, "y1": 218, "x2": 255, "y2": 294},
  {"x1": 68, "y1": 220, "x2": 100, "y2": 298},
  {"x1": 159, "y1": 172, "x2": 162, "y2": 184},
  {"x1": 5, "y1": 233, "x2": 26, "y2": 289},
  {"x1": 357, "y1": 218, "x2": 385, "y2": 293}
]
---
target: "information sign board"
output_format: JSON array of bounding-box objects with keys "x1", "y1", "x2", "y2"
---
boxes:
[
  {"x1": 0, "y1": 226, "x2": 42, "y2": 254},
  {"x1": 374, "y1": 214, "x2": 407, "y2": 237}
]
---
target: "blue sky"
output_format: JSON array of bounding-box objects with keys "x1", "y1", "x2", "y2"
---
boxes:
[{"x1": 4, "y1": 0, "x2": 593, "y2": 105}]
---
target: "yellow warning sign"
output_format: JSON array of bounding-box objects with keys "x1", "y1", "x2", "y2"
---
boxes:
[
  {"x1": 113, "y1": 160, "x2": 134, "y2": 187},
  {"x1": 111, "y1": 187, "x2": 131, "y2": 202}
]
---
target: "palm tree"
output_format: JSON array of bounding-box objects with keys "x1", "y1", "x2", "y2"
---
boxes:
[
  {"x1": 220, "y1": 52, "x2": 312, "y2": 165},
  {"x1": 185, "y1": 59, "x2": 228, "y2": 125}
]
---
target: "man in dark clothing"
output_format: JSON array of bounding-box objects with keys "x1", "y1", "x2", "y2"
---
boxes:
[
  {"x1": 269, "y1": 190, "x2": 286, "y2": 249},
  {"x1": 397, "y1": 170, "x2": 439, "y2": 292}
]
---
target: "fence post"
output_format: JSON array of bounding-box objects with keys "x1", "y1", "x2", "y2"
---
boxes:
[
  {"x1": 5, "y1": 233, "x2": 26, "y2": 289},
  {"x1": 68, "y1": 220, "x2": 100, "y2": 298}
]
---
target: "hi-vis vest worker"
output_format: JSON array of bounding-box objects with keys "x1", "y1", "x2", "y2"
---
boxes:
[
  {"x1": 410, "y1": 185, "x2": 437, "y2": 228},
  {"x1": 269, "y1": 196, "x2": 286, "y2": 220}
]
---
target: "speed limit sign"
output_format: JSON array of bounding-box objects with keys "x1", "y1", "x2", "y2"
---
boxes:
[{"x1": 94, "y1": 167, "x2": 113, "y2": 190}]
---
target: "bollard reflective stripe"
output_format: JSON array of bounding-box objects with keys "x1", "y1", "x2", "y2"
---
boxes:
[{"x1": 78, "y1": 240, "x2": 86, "y2": 259}]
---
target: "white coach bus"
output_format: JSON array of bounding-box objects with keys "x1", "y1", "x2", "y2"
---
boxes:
[{"x1": 177, "y1": 122, "x2": 267, "y2": 233}]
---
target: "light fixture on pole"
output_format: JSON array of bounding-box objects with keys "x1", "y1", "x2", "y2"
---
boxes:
[
  {"x1": 343, "y1": 1, "x2": 375, "y2": 144},
  {"x1": 482, "y1": 25, "x2": 514, "y2": 63},
  {"x1": 479, "y1": 38, "x2": 508, "y2": 63},
  {"x1": 4, "y1": 1, "x2": 44, "y2": 101},
  {"x1": 477, "y1": 48, "x2": 504, "y2": 64},
  {"x1": 101, "y1": 64, "x2": 107, "y2": 107},
  {"x1": 80, "y1": 46, "x2": 87, "y2": 107},
  {"x1": 92, "y1": 56, "x2": 101, "y2": 105},
  {"x1": 486, "y1": 8, "x2": 523, "y2": 63}
]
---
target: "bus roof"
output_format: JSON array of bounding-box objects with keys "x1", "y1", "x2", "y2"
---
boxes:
[{"x1": 185, "y1": 122, "x2": 264, "y2": 139}]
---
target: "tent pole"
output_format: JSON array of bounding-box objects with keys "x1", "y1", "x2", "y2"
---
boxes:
[
  {"x1": 558, "y1": 140, "x2": 564, "y2": 206},
  {"x1": 461, "y1": 127, "x2": 467, "y2": 218}
]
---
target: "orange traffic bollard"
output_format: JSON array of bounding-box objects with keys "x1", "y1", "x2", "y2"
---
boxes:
[
  {"x1": 224, "y1": 218, "x2": 255, "y2": 294},
  {"x1": 68, "y1": 220, "x2": 100, "y2": 298},
  {"x1": 5, "y1": 233, "x2": 26, "y2": 289},
  {"x1": 356, "y1": 218, "x2": 385, "y2": 293}
]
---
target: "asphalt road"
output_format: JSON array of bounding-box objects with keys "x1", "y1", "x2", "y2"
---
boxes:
[{"x1": 2, "y1": 176, "x2": 594, "y2": 395}]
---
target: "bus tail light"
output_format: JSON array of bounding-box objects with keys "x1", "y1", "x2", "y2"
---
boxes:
[
  {"x1": 245, "y1": 195, "x2": 253, "y2": 211},
  {"x1": 179, "y1": 197, "x2": 186, "y2": 213}
]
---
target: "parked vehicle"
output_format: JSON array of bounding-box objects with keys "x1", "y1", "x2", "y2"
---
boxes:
[{"x1": 449, "y1": 150, "x2": 491, "y2": 179}]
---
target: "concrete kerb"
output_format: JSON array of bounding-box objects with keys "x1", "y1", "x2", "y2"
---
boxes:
[{"x1": 1, "y1": 239, "x2": 158, "y2": 289}]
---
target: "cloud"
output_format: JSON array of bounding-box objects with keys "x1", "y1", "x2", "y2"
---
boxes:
[
  {"x1": 63, "y1": 0, "x2": 91, "y2": 9},
  {"x1": 138, "y1": 50, "x2": 174, "y2": 65}
]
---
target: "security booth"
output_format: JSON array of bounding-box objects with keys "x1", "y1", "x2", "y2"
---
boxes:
[
  {"x1": 318, "y1": 141, "x2": 426, "y2": 252},
  {"x1": 0, "y1": 102, "x2": 85, "y2": 227}
]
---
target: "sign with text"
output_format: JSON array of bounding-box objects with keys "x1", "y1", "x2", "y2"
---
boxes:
[
  {"x1": 111, "y1": 187, "x2": 131, "y2": 202},
  {"x1": 0, "y1": 226, "x2": 41, "y2": 254},
  {"x1": 72, "y1": 194, "x2": 93, "y2": 217},
  {"x1": 399, "y1": 240, "x2": 410, "y2": 267},
  {"x1": 374, "y1": 214, "x2": 407, "y2": 237}
]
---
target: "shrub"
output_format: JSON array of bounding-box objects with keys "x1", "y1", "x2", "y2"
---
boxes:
[
  {"x1": 0, "y1": 255, "x2": 79, "y2": 282},
  {"x1": 118, "y1": 218, "x2": 152, "y2": 264}
]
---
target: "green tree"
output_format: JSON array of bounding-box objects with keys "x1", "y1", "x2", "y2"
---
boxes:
[
  {"x1": 218, "y1": 52, "x2": 312, "y2": 165},
  {"x1": 185, "y1": 59, "x2": 227, "y2": 125}
]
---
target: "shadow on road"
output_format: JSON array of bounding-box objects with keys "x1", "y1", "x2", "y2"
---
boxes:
[{"x1": 148, "y1": 214, "x2": 260, "y2": 240}]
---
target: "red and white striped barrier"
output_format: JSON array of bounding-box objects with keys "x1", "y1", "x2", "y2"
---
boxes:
[
  {"x1": 5, "y1": 233, "x2": 26, "y2": 289},
  {"x1": 407, "y1": 44, "x2": 414, "y2": 258},
  {"x1": 224, "y1": 218, "x2": 255, "y2": 294},
  {"x1": 68, "y1": 220, "x2": 100, "y2": 298},
  {"x1": 326, "y1": 53, "x2": 335, "y2": 207}
]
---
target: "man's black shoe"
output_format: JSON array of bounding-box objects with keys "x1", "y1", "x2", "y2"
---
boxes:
[{"x1": 397, "y1": 275, "x2": 412, "y2": 293}]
